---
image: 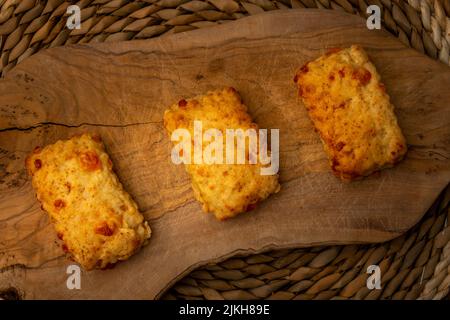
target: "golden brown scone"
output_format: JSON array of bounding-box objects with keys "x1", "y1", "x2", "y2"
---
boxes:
[
  {"x1": 294, "y1": 45, "x2": 407, "y2": 181},
  {"x1": 164, "y1": 87, "x2": 280, "y2": 220},
  {"x1": 25, "y1": 133, "x2": 151, "y2": 270}
]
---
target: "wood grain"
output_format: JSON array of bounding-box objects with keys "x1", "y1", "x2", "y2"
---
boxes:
[{"x1": 0, "y1": 10, "x2": 449, "y2": 299}]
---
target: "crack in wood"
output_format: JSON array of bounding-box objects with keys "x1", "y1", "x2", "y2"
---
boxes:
[
  {"x1": 0, "y1": 253, "x2": 67, "y2": 272},
  {"x1": 0, "y1": 120, "x2": 161, "y2": 133}
]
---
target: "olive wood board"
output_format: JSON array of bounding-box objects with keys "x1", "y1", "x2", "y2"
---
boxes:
[{"x1": 0, "y1": 9, "x2": 449, "y2": 299}]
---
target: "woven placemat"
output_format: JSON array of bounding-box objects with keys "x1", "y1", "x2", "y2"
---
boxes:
[
  {"x1": 0, "y1": 0, "x2": 449, "y2": 300},
  {"x1": 164, "y1": 187, "x2": 449, "y2": 300}
]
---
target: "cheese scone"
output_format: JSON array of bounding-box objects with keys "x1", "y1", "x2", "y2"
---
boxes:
[
  {"x1": 26, "y1": 133, "x2": 151, "y2": 270},
  {"x1": 164, "y1": 87, "x2": 280, "y2": 220},
  {"x1": 294, "y1": 45, "x2": 407, "y2": 181}
]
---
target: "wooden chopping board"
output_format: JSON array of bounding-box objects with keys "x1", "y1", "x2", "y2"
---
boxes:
[{"x1": 0, "y1": 9, "x2": 449, "y2": 299}]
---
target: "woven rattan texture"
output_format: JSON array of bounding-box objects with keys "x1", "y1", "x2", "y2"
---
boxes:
[
  {"x1": 0, "y1": 0, "x2": 449, "y2": 75},
  {"x1": 164, "y1": 187, "x2": 449, "y2": 300},
  {"x1": 0, "y1": 0, "x2": 449, "y2": 300}
]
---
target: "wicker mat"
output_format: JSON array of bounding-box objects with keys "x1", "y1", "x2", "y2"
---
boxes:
[{"x1": 0, "y1": 0, "x2": 449, "y2": 300}]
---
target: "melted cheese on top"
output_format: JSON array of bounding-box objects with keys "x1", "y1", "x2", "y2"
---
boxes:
[
  {"x1": 294, "y1": 45, "x2": 407, "y2": 180},
  {"x1": 164, "y1": 87, "x2": 280, "y2": 220},
  {"x1": 26, "y1": 133, "x2": 151, "y2": 270}
]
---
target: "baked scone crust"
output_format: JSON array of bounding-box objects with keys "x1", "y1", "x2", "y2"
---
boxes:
[
  {"x1": 164, "y1": 87, "x2": 280, "y2": 220},
  {"x1": 26, "y1": 133, "x2": 151, "y2": 270},
  {"x1": 294, "y1": 45, "x2": 407, "y2": 181}
]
